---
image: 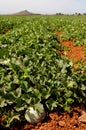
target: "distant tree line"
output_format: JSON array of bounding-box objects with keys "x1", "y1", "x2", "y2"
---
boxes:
[{"x1": 56, "y1": 13, "x2": 86, "y2": 15}]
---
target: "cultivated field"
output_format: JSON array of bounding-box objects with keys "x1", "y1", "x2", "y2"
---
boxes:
[{"x1": 0, "y1": 15, "x2": 86, "y2": 129}]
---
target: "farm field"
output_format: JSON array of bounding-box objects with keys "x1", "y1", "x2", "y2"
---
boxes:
[{"x1": 0, "y1": 15, "x2": 86, "y2": 130}]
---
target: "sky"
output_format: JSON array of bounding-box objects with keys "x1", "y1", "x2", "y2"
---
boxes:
[{"x1": 0, "y1": 0, "x2": 86, "y2": 14}]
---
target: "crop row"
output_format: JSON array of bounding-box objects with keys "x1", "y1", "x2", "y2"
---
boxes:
[{"x1": 0, "y1": 15, "x2": 86, "y2": 127}]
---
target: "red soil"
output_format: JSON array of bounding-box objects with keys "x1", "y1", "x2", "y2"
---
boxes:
[
  {"x1": 1, "y1": 106, "x2": 86, "y2": 130},
  {"x1": 60, "y1": 40, "x2": 86, "y2": 63},
  {"x1": 56, "y1": 31, "x2": 62, "y2": 35},
  {"x1": 56, "y1": 31, "x2": 86, "y2": 64}
]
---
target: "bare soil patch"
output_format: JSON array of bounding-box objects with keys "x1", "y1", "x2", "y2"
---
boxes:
[
  {"x1": 1, "y1": 106, "x2": 86, "y2": 130},
  {"x1": 60, "y1": 40, "x2": 86, "y2": 64},
  {"x1": 56, "y1": 31, "x2": 86, "y2": 64}
]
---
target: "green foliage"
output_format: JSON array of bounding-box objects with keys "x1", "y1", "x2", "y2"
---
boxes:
[{"x1": 0, "y1": 15, "x2": 86, "y2": 127}]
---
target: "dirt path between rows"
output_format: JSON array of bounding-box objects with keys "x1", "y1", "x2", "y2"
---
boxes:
[
  {"x1": 60, "y1": 40, "x2": 85, "y2": 63},
  {"x1": 1, "y1": 106, "x2": 86, "y2": 130},
  {"x1": 57, "y1": 31, "x2": 86, "y2": 74},
  {"x1": 56, "y1": 31, "x2": 86, "y2": 64}
]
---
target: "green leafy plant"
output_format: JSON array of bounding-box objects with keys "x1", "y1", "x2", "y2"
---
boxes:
[{"x1": 0, "y1": 15, "x2": 86, "y2": 128}]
